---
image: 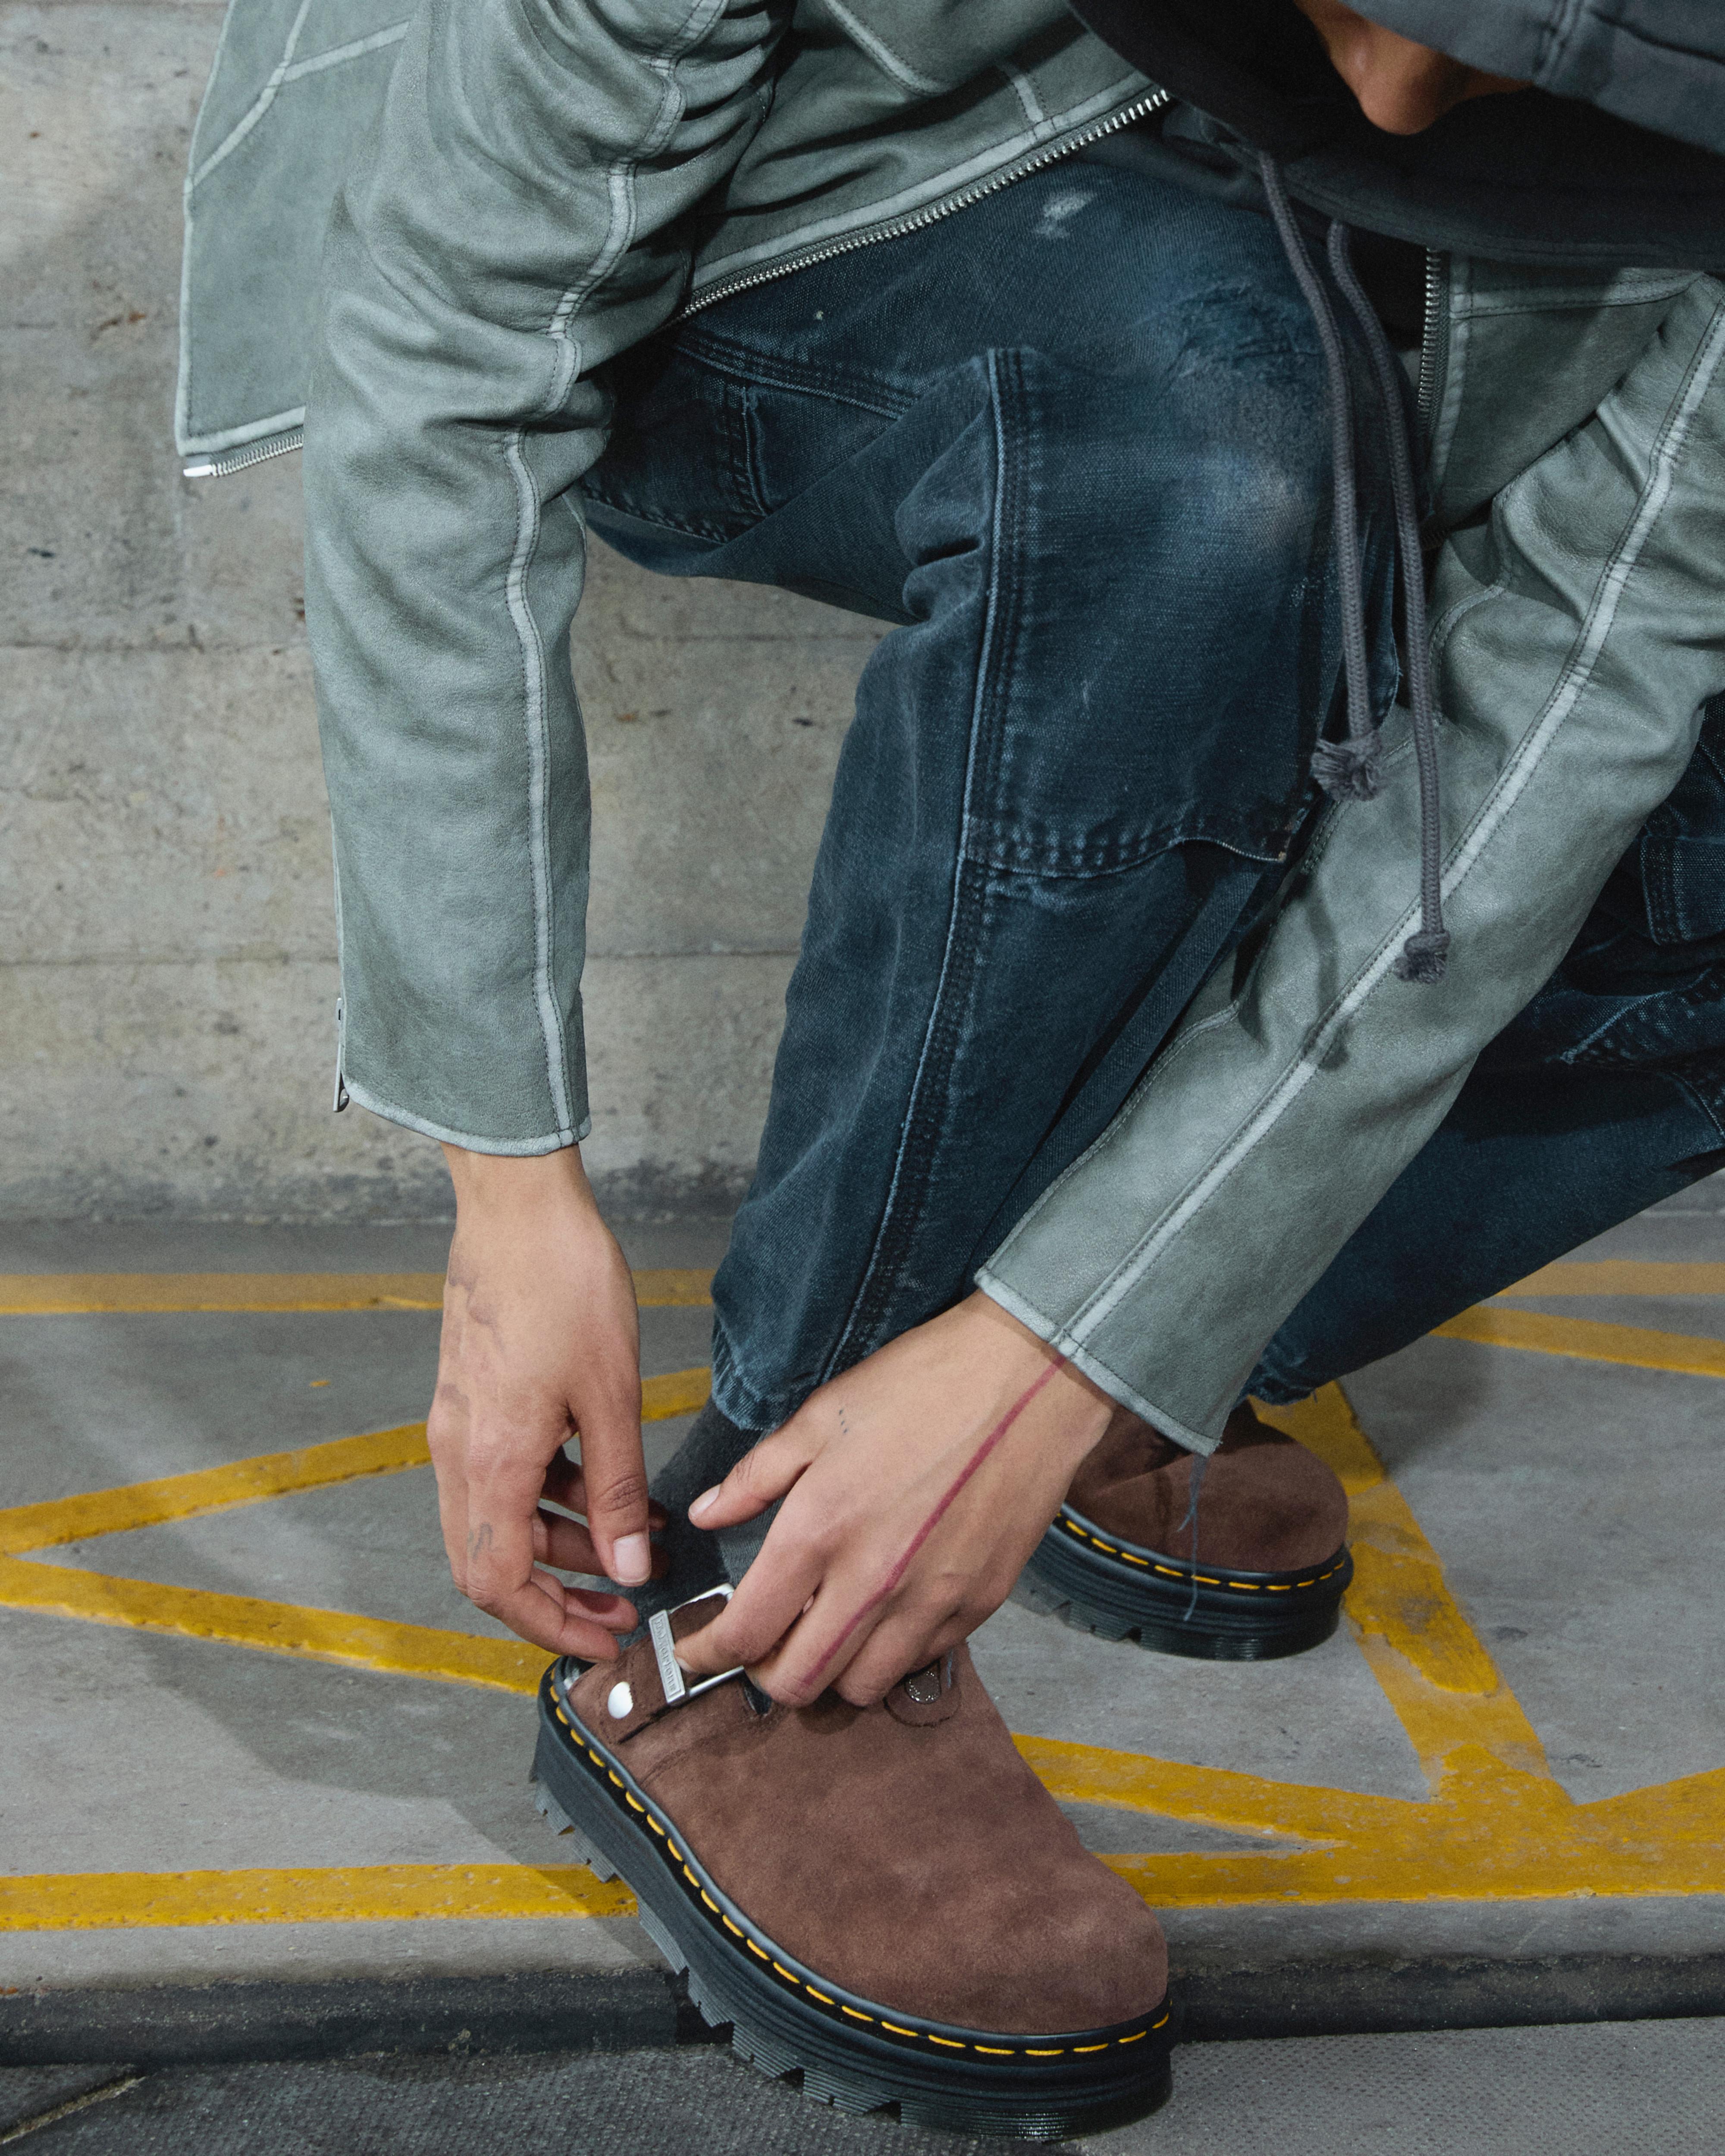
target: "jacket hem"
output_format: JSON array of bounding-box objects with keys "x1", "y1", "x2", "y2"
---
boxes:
[
  {"x1": 973, "y1": 1270, "x2": 1220, "y2": 1455},
  {"x1": 339, "y1": 1072, "x2": 589, "y2": 1156}
]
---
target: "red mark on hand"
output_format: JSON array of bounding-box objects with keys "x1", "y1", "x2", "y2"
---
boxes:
[{"x1": 805, "y1": 1353, "x2": 1070, "y2": 1682}]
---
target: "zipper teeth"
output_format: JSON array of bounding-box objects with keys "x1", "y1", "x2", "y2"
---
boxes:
[
  {"x1": 182, "y1": 425, "x2": 304, "y2": 480},
  {"x1": 183, "y1": 88, "x2": 1173, "y2": 473},
  {"x1": 675, "y1": 88, "x2": 1173, "y2": 323},
  {"x1": 1416, "y1": 249, "x2": 1446, "y2": 441}
]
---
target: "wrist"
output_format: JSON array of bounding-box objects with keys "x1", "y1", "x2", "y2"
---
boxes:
[
  {"x1": 442, "y1": 1141, "x2": 596, "y2": 1219},
  {"x1": 960, "y1": 1292, "x2": 1113, "y2": 1463}
]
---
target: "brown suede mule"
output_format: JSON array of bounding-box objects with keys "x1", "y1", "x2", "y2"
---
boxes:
[
  {"x1": 532, "y1": 1592, "x2": 1174, "y2": 2138},
  {"x1": 1021, "y1": 1402, "x2": 1352, "y2": 1660}
]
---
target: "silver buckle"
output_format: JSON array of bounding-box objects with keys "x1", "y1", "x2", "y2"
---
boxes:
[{"x1": 649, "y1": 1584, "x2": 743, "y2": 1708}]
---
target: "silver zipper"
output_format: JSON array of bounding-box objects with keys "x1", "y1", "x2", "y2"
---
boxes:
[
  {"x1": 182, "y1": 87, "x2": 1171, "y2": 478},
  {"x1": 183, "y1": 425, "x2": 304, "y2": 481},
  {"x1": 1415, "y1": 248, "x2": 1449, "y2": 444},
  {"x1": 674, "y1": 87, "x2": 1173, "y2": 323}
]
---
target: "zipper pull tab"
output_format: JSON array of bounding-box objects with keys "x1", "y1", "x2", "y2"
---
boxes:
[{"x1": 332, "y1": 997, "x2": 350, "y2": 1114}]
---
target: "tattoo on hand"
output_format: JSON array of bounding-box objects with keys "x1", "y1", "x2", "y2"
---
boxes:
[{"x1": 467, "y1": 1521, "x2": 493, "y2": 1561}]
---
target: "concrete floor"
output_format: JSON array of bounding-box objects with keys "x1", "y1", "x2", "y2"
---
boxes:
[
  {"x1": 3, "y1": 1191, "x2": 1723, "y2": 2145},
  {"x1": 4, "y1": 2017, "x2": 1722, "y2": 2154}
]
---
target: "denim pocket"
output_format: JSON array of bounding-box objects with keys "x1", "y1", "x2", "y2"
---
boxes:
[{"x1": 583, "y1": 344, "x2": 766, "y2": 543}]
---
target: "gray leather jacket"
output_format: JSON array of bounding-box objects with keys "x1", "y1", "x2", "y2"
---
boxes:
[{"x1": 176, "y1": 2, "x2": 1725, "y2": 1437}]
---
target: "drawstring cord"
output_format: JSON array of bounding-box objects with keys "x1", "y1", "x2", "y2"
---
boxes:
[{"x1": 1259, "y1": 155, "x2": 1450, "y2": 982}]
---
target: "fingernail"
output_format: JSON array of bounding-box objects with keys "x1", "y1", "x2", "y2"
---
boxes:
[
  {"x1": 689, "y1": 1485, "x2": 721, "y2": 1520},
  {"x1": 612, "y1": 1533, "x2": 651, "y2": 1585}
]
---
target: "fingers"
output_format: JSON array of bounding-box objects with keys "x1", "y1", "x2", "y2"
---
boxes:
[
  {"x1": 537, "y1": 1456, "x2": 666, "y2": 1578},
  {"x1": 574, "y1": 1400, "x2": 652, "y2": 1588},
  {"x1": 687, "y1": 1423, "x2": 816, "y2": 1530},
  {"x1": 828, "y1": 1604, "x2": 973, "y2": 1708},
  {"x1": 477, "y1": 1563, "x2": 636, "y2": 1659},
  {"x1": 672, "y1": 1526, "x2": 825, "y2": 1682}
]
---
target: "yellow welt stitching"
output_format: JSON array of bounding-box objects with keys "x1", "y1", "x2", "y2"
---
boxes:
[
  {"x1": 681, "y1": 1866, "x2": 697, "y2": 1887},
  {"x1": 1193, "y1": 1575, "x2": 1222, "y2": 1586},
  {"x1": 646, "y1": 1817, "x2": 666, "y2": 1837},
  {"x1": 1073, "y1": 2042, "x2": 1109, "y2": 2053},
  {"x1": 1025, "y1": 2047, "x2": 1065, "y2": 2056},
  {"x1": 806, "y1": 1987, "x2": 834, "y2": 2006},
  {"x1": 722, "y1": 1916, "x2": 743, "y2": 1937},
  {"x1": 771, "y1": 1961, "x2": 796, "y2": 1981},
  {"x1": 746, "y1": 1940, "x2": 770, "y2": 1961},
  {"x1": 699, "y1": 1891, "x2": 719, "y2": 1913},
  {"x1": 925, "y1": 2034, "x2": 965, "y2": 2049},
  {"x1": 840, "y1": 2006, "x2": 874, "y2": 2024},
  {"x1": 624, "y1": 1794, "x2": 645, "y2": 1812},
  {"x1": 1116, "y1": 2030, "x2": 1147, "y2": 2045},
  {"x1": 1119, "y1": 1552, "x2": 1149, "y2": 1567},
  {"x1": 973, "y1": 2044, "x2": 1014, "y2": 2056},
  {"x1": 667, "y1": 1842, "x2": 684, "y2": 1861},
  {"x1": 881, "y1": 2022, "x2": 915, "y2": 2038},
  {"x1": 607, "y1": 1771, "x2": 624, "y2": 1787},
  {"x1": 1266, "y1": 1583, "x2": 1292, "y2": 1591}
]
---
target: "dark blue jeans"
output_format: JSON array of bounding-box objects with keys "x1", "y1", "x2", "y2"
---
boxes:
[
  {"x1": 583, "y1": 162, "x2": 1395, "y2": 1433},
  {"x1": 1253, "y1": 696, "x2": 1725, "y2": 1401}
]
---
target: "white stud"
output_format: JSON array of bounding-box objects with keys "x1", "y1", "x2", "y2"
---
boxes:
[{"x1": 606, "y1": 1681, "x2": 634, "y2": 1720}]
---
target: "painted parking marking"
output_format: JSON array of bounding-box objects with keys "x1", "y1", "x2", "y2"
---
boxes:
[
  {"x1": 0, "y1": 1865, "x2": 634, "y2": 1930},
  {"x1": 1500, "y1": 1259, "x2": 1725, "y2": 1296},
  {"x1": 1, "y1": 1274, "x2": 1720, "y2": 1928},
  {"x1": 1439, "y1": 1306, "x2": 1725, "y2": 1379},
  {"x1": 0, "y1": 1269, "x2": 715, "y2": 1315}
]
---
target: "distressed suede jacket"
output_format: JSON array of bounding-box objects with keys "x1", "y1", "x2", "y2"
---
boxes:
[{"x1": 177, "y1": 2, "x2": 1725, "y2": 1433}]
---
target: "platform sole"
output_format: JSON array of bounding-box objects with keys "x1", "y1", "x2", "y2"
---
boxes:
[
  {"x1": 1022, "y1": 1507, "x2": 1352, "y2": 1662},
  {"x1": 531, "y1": 1665, "x2": 1174, "y2": 2141}
]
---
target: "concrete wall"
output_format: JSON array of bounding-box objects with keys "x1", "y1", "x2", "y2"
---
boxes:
[{"x1": 1, "y1": 1, "x2": 881, "y2": 1221}]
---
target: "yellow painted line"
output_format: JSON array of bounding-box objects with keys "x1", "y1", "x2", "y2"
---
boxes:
[
  {"x1": 3, "y1": 1377, "x2": 1721, "y2": 1927},
  {"x1": 1502, "y1": 1260, "x2": 1725, "y2": 1297},
  {"x1": 0, "y1": 1425, "x2": 432, "y2": 1557},
  {"x1": 0, "y1": 1269, "x2": 713, "y2": 1315},
  {"x1": 0, "y1": 1370, "x2": 706, "y2": 1561},
  {"x1": 0, "y1": 1554, "x2": 553, "y2": 1690},
  {"x1": 0, "y1": 1864, "x2": 635, "y2": 1931},
  {"x1": 641, "y1": 1365, "x2": 712, "y2": 1420},
  {"x1": 1436, "y1": 1307, "x2": 1725, "y2": 1380},
  {"x1": 1101, "y1": 1758, "x2": 1725, "y2": 1904},
  {"x1": 1015, "y1": 1731, "x2": 1411, "y2": 1847},
  {"x1": 1264, "y1": 1386, "x2": 1546, "y2": 1776}
]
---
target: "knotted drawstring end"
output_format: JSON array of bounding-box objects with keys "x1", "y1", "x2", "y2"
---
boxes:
[
  {"x1": 1395, "y1": 928, "x2": 1451, "y2": 984},
  {"x1": 1311, "y1": 731, "x2": 1386, "y2": 801}
]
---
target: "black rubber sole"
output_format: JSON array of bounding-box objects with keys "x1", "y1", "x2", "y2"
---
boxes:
[
  {"x1": 530, "y1": 1664, "x2": 1175, "y2": 2141},
  {"x1": 1022, "y1": 1507, "x2": 1353, "y2": 1662}
]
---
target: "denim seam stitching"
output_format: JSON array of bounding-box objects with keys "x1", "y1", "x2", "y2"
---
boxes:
[
  {"x1": 676, "y1": 335, "x2": 915, "y2": 421},
  {"x1": 820, "y1": 351, "x2": 1017, "y2": 1378}
]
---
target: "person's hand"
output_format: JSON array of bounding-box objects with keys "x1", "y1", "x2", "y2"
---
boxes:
[
  {"x1": 674, "y1": 1292, "x2": 1116, "y2": 1706},
  {"x1": 428, "y1": 1142, "x2": 664, "y2": 1660},
  {"x1": 1293, "y1": 0, "x2": 1527, "y2": 135}
]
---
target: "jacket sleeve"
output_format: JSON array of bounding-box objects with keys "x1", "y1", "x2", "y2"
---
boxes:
[
  {"x1": 978, "y1": 275, "x2": 1725, "y2": 1451},
  {"x1": 1358, "y1": 2, "x2": 1725, "y2": 157},
  {"x1": 305, "y1": 0, "x2": 786, "y2": 1152}
]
